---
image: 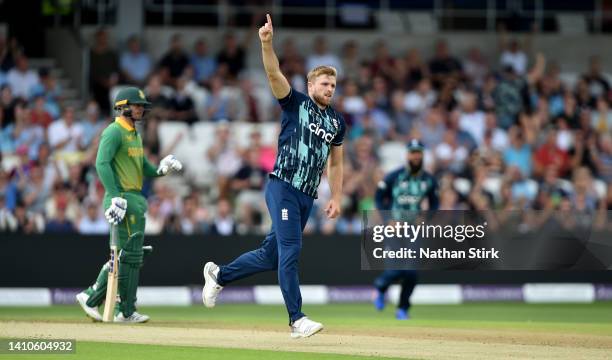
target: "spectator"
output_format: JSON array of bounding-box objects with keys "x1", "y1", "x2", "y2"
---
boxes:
[
  {"x1": 236, "y1": 77, "x2": 260, "y2": 122},
  {"x1": 232, "y1": 150, "x2": 267, "y2": 233},
  {"x1": 80, "y1": 101, "x2": 106, "y2": 149},
  {"x1": 569, "y1": 130, "x2": 599, "y2": 177},
  {"x1": 0, "y1": 169, "x2": 19, "y2": 212},
  {"x1": 12, "y1": 102, "x2": 45, "y2": 159},
  {"x1": 1, "y1": 85, "x2": 16, "y2": 127},
  {"x1": 247, "y1": 129, "x2": 276, "y2": 173},
  {"x1": 494, "y1": 66, "x2": 526, "y2": 129},
  {"x1": 482, "y1": 110, "x2": 509, "y2": 152},
  {"x1": 434, "y1": 130, "x2": 469, "y2": 174},
  {"x1": 0, "y1": 35, "x2": 20, "y2": 72},
  {"x1": 533, "y1": 127, "x2": 570, "y2": 179},
  {"x1": 401, "y1": 48, "x2": 428, "y2": 90},
  {"x1": 45, "y1": 203, "x2": 75, "y2": 233},
  {"x1": 145, "y1": 74, "x2": 170, "y2": 114},
  {"x1": 503, "y1": 126, "x2": 533, "y2": 177},
  {"x1": 89, "y1": 29, "x2": 119, "y2": 115},
  {"x1": 592, "y1": 97, "x2": 612, "y2": 133},
  {"x1": 582, "y1": 56, "x2": 610, "y2": 100},
  {"x1": 48, "y1": 106, "x2": 84, "y2": 153},
  {"x1": 458, "y1": 91, "x2": 486, "y2": 145},
  {"x1": 78, "y1": 201, "x2": 109, "y2": 235},
  {"x1": 216, "y1": 32, "x2": 250, "y2": 81},
  {"x1": 369, "y1": 40, "x2": 395, "y2": 81},
  {"x1": 279, "y1": 38, "x2": 306, "y2": 92},
  {"x1": 340, "y1": 40, "x2": 360, "y2": 80},
  {"x1": 403, "y1": 77, "x2": 435, "y2": 118},
  {"x1": 0, "y1": 193, "x2": 17, "y2": 232},
  {"x1": 428, "y1": 40, "x2": 463, "y2": 89},
  {"x1": 120, "y1": 35, "x2": 152, "y2": 87},
  {"x1": 341, "y1": 79, "x2": 366, "y2": 119},
  {"x1": 207, "y1": 122, "x2": 242, "y2": 198},
  {"x1": 180, "y1": 194, "x2": 210, "y2": 235},
  {"x1": 159, "y1": 34, "x2": 190, "y2": 87},
  {"x1": 415, "y1": 106, "x2": 446, "y2": 150},
  {"x1": 210, "y1": 198, "x2": 235, "y2": 236},
  {"x1": 20, "y1": 164, "x2": 51, "y2": 215},
  {"x1": 204, "y1": 76, "x2": 233, "y2": 121},
  {"x1": 34, "y1": 68, "x2": 62, "y2": 119},
  {"x1": 7, "y1": 54, "x2": 39, "y2": 100},
  {"x1": 500, "y1": 39, "x2": 528, "y2": 76},
  {"x1": 29, "y1": 95, "x2": 53, "y2": 129},
  {"x1": 306, "y1": 36, "x2": 343, "y2": 77},
  {"x1": 593, "y1": 133, "x2": 612, "y2": 183},
  {"x1": 144, "y1": 197, "x2": 165, "y2": 235},
  {"x1": 388, "y1": 90, "x2": 413, "y2": 141},
  {"x1": 168, "y1": 76, "x2": 198, "y2": 125},
  {"x1": 191, "y1": 38, "x2": 217, "y2": 86},
  {"x1": 464, "y1": 47, "x2": 489, "y2": 89}
]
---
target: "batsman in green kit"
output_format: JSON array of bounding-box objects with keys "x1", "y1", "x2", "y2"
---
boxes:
[{"x1": 76, "y1": 87, "x2": 183, "y2": 323}]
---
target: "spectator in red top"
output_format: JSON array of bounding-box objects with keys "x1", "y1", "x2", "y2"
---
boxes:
[
  {"x1": 29, "y1": 95, "x2": 52, "y2": 129},
  {"x1": 533, "y1": 127, "x2": 569, "y2": 179}
]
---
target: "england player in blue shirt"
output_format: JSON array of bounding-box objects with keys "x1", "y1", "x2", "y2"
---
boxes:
[
  {"x1": 202, "y1": 14, "x2": 345, "y2": 338},
  {"x1": 373, "y1": 139, "x2": 439, "y2": 319}
]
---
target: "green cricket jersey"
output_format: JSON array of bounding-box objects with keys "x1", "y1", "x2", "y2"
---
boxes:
[{"x1": 95, "y1": 117, "x2": 160, "y2": 198}]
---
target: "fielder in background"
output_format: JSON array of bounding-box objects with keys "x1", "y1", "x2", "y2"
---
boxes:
[
  {"x1": 76, "y1": 87, "x2": 182, "y2": 323},
  {"x1": 202, "y1": 14, "x2": 345, "y2": 338},
  {"x1": 373, "y1": 139, "x2": 439, "y2": 320}
]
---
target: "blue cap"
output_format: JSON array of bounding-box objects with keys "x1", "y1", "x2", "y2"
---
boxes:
[{"x1": 407, "y1": 139, "x2": 425, "y2": 152}]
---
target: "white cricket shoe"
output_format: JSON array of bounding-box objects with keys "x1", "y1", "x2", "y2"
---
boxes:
[
  {"x1": 76, "y1": 292, "x2": 102, "y2": 322},
  {"x1": 290, "y1": 316, "x2": 324, "y2": 338},
  {"x1": 202, "y1": 262, "x2": 223, "y2": 308},
  {"x1": 114, "y1": 311, "x2": 150, "y2": 323}
]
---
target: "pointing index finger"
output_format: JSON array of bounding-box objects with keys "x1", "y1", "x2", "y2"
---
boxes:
[{"x1": 266, "y1": 13, "x2": 272, "y2": 26}]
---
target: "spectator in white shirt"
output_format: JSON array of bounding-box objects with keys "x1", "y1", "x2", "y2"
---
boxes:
[
  {"x1": 484, "y1": 110, "x2": 509, "y2": 152},
  {"x1": 458, "y1": 91, "x2": 486, "y2": 145},
  {"x1": 403, "y1": 77, "x2": 436, "y2": 117},
  {"x1": 48, "y1": 106, "x2": 84, "y2": 152},
  {"x1": 500, "y1": 39, "x2": 527, "y2": 76},
  {"x1": 78, "y1": 201, "x2": 109, "y2": 235},
  {"x1": 6, "y1": 54, "x2": 39, "y2": 99}
]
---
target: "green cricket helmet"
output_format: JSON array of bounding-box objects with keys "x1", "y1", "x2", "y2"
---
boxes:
[{"x1": 113, "y1": 87, "x2": 151, "y2": 110}]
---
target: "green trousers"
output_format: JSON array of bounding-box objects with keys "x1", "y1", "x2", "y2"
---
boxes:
[{"x1": 84, "y1": 192, "x2": 148, "y2": 317}]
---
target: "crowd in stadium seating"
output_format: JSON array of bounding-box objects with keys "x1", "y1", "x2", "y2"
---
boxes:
[{"x1": 1, "y1": 24, "x2": 612, "y2": 235}]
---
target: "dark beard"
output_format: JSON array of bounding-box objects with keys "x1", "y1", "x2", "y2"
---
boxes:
[
  {"x1": 409, "y1": 160, "x2": 423, "y2": 174},
  {"x1": 313, "y1": 93, "x2": 330, "y2": 107}
]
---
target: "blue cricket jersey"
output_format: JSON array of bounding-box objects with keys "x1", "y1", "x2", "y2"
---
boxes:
[
  {"x1": 272, "y1": 88, "x2": 346, "y2": 197},
  {"x1": 375, "y1": 167, "x2": 439, "y2": 219}
]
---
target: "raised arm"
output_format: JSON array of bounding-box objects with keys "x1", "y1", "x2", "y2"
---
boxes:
[{"x1": 259, "y1": 14, "x2": 290, "y2": 99}]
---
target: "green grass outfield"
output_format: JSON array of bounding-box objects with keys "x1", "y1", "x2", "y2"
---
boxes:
[{"x1": 1, "y1": 303, "x2": 611, "y2": 359}]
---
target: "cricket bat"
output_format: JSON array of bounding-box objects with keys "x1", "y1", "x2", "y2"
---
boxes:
[{"x1": 102, "y1": 224, "x2": 119, "y2": 322}]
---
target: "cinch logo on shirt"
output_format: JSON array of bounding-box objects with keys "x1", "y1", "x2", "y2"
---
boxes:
[
  {"x1": 308, "y1": 123, "x2": 334, "y2": 143},
  {"x1": 127, "y1": 147, "x2": 144, "y2": 157}
]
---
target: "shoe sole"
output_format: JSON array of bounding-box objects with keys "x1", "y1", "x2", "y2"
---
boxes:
[
  {"x1": 291, "y1": 324, "x2": 324, "y2": 339},
  {"x1": 202, "y1": 262, "x2": 218, "y2": 308},
  {"x1": 114, "y1": 318, "x2": 150, "y2": 324},
  {"x1": 76, "y1": 293, "x2": 102, "y2": 322}
]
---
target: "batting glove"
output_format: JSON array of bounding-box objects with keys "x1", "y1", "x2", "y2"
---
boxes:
[
  {"x1": 157, "y1": 154, "x2": 183, "y2": 175},
  {"x1": 105, "y1": 197, "x2": 127, "y2": 225}
]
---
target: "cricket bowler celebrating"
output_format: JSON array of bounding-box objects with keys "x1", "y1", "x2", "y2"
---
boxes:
[
  {"x1": 76, "y1": 87, "x2": 182, "y2": 323},
  {"x1": 373, "y1": 139, "x2": 438, "y2": 320},
  {"x1": 202, "y1": 14, "x2": 345, "y2": 338}
]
